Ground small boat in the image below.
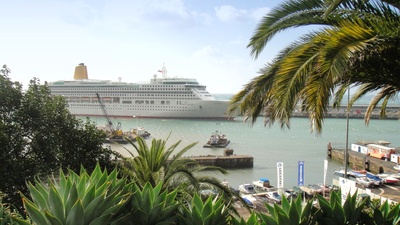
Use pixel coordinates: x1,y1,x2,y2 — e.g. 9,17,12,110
127,126,151,139
308,184,323,195
252,178,274,191
238,183,256,194
203,130,230,148
394,164,400,171
366,172,383,186
351,168,367,174
299,185,323,196
282,189,297,199
292,186,304,196
334,169,354,178
266,191,282,204
334,168,365,178
318,184,334,195
376,173,399,184
356,177,374,188
299,186,314,196
241,197,255,208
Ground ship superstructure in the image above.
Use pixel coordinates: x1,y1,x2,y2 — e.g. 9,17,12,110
48,63,234,120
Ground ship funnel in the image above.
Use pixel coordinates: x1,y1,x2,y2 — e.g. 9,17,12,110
74,63,88,80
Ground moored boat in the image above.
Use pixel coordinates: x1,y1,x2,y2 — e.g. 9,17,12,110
356,177,374,188
334,168,366,178
383,176,399,184
266,191,282,204
238,183,256,194
127,126,151,139
203,130,230,148
308,184,323,195
376,173,399,184
252,178,274,191
366,172,383,186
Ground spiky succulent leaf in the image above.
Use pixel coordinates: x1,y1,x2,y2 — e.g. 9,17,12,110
26,181,48,211
49,186,65,221
258,211,278,225
44,210,64,225
23,164,131,225
129,182,179,225
23,198,50,225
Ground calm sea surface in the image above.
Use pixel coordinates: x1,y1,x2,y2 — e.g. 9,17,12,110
86,115,400,190
84,91,400,190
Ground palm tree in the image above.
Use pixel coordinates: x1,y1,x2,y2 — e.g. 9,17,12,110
229,0,400,133
119,136,242,211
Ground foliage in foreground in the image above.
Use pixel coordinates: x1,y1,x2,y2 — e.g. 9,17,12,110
17,165,132,225
119,136,241,214
0,65,120,210
1,163,398,225
229,0,400,133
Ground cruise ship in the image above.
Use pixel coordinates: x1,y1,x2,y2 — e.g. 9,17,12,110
48,63,235,120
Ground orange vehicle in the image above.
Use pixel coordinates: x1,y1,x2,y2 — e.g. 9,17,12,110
367,144,396,160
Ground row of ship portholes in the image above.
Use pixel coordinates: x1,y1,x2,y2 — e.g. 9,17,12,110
69,104,196,109
66,97,198,103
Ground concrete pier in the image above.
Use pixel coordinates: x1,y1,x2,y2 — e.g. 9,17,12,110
328,146,398,174
185,155,254,168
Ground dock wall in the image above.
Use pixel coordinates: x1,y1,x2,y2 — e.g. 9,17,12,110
186,155,253,168
328,147,398,174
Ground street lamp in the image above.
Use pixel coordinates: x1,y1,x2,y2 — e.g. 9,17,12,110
344,87,350,178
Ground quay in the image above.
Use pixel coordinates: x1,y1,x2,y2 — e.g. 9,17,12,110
327,144,399,174
292,105,399,119
183,149,253,168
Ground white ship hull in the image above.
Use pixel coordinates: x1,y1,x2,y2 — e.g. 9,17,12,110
66,99,233,120
48,64,236,120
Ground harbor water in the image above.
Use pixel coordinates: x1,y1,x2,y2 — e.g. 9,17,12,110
86,115,400,190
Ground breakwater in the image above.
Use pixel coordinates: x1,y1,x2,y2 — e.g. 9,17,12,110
185,154,254,168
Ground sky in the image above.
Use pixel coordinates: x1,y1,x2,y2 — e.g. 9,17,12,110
1,0,311,94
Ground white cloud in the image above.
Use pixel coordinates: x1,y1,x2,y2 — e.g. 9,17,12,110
214,5,270,23
214,5,247,22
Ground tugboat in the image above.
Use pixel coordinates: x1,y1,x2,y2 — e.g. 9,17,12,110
126,126,151,141
203,130,230,148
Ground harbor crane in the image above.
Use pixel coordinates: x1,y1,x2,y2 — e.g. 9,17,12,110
96,93,126,143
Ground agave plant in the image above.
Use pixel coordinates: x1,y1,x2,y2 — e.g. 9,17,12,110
127,182,180,225
232,212,260,225
316,189,368,225
179,193,232,225
258,194,321,225
369,200,400,225
19,164,132,225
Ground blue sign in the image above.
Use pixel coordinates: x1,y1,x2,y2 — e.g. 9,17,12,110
298,161,304,186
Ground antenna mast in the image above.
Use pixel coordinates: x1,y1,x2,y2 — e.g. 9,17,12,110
161,63,167,78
